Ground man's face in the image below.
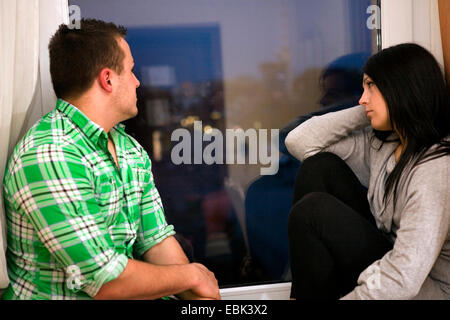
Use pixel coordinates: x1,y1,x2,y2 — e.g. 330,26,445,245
113,37,140,121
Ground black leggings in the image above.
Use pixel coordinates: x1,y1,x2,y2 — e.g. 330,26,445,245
288,152,393,300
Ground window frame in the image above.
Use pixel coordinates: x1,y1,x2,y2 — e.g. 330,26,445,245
35,0,441,299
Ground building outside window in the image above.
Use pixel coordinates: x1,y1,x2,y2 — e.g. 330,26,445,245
69,0,381,288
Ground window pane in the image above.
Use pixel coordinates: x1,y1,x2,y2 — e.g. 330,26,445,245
69,0,379,286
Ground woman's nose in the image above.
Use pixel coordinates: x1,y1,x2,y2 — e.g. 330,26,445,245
359,91,368,106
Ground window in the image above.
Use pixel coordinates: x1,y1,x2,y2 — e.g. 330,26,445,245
69,0,380,287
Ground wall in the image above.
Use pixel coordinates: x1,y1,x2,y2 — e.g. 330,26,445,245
438,0,450,88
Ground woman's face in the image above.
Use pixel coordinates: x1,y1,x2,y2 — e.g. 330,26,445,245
359,74,392,131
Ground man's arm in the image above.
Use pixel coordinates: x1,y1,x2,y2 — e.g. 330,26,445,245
94,259,219,300
94,236,220,300
142,236,189,265
143,236,219,300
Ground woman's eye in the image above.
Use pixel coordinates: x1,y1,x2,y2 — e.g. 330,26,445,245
367,81,374,88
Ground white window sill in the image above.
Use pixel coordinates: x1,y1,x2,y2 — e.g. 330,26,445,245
220,282,292,300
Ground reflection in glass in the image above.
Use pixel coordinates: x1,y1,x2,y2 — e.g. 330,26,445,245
70,0,377,286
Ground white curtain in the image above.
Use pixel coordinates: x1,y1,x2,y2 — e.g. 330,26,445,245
0,0,69,290
381,0,444,68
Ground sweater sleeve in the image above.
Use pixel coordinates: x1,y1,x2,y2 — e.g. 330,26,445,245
285,105,372,186
341,156,450,300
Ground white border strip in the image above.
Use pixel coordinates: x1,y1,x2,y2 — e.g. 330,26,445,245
220,282,292,300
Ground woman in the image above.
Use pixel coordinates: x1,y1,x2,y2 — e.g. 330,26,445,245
285,43,449,300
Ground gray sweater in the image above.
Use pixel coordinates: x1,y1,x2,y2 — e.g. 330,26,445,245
285,105,449,300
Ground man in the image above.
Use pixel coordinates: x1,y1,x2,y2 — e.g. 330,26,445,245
2,19,220,300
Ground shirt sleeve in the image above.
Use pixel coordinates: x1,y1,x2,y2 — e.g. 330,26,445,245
4,144,128,297
285,105,372,186
133,152,175,258
341,156,450,299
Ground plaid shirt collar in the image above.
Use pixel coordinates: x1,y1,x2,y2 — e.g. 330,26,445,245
56,98,126,150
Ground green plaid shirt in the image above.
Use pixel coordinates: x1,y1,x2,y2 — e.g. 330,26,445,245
2,99,175,300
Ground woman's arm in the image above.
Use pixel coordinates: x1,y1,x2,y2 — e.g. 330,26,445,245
285,105,370,160
341,157,450,299
285,105,372,186
279,102,358,155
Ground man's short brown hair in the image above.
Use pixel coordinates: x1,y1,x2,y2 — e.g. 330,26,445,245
48,19,127,99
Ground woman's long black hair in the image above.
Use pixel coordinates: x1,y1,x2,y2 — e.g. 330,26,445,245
364,43,450,207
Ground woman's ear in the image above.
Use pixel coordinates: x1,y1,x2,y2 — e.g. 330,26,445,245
98,68,113,93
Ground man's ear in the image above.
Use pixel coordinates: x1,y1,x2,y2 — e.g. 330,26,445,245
98,68,114,93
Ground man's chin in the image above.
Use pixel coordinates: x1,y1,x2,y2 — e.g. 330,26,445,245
119,107,138,123
129,104,139,117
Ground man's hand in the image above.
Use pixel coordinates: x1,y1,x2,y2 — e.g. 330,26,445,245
95,236,220,300
143,237,220,300
177,263,220,300
144,237,220,300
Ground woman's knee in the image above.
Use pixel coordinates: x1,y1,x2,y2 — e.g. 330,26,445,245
288,192,333,234
295,152,345,183
301,152,344,174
